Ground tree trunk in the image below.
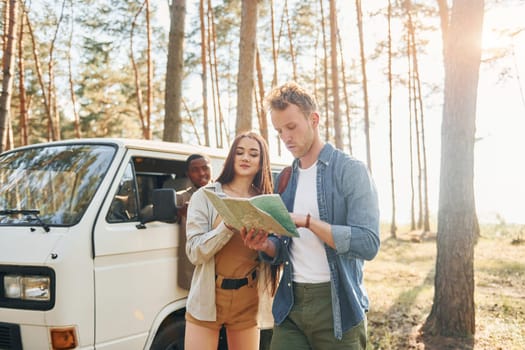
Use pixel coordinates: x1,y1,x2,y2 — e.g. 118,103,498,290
270,0,278,88
18,5,29,145
164,0,186,142
423,0,484,337
407,28,416,231
131,4,147,139
319,0,330,141
387,0,396,238
47,0,67,141
255,47,268,142
411,33,431,232
26,8,52,141
145,0,152,139
329,0,342,149
199,0,210,146
284,0,297,81
337,31,352,155
0,0,18,153
355,0,372,172
182,98,202,145
406,2,426,230
207,0,226,147
67,4,80,139
207,0,219,147
235,0,258,135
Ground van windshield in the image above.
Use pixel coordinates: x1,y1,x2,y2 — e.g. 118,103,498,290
0,144,116,227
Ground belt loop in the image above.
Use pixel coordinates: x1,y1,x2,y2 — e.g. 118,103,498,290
215,274,225,289
247,269,257,284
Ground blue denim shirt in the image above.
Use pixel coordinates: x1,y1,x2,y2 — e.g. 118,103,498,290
261,143,380,339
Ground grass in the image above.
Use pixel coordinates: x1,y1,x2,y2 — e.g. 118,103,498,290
365,223,525,349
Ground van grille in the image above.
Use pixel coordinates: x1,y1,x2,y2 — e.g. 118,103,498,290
0,322,22,350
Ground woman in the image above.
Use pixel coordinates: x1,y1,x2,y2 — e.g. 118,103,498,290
184,131,275,350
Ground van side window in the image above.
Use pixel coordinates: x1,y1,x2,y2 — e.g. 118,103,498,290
106,156,187,223
107,163,139,222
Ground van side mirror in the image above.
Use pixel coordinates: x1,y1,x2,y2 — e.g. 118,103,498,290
138,188,178,227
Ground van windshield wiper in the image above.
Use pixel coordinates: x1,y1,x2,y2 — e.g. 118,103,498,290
0,209,51,232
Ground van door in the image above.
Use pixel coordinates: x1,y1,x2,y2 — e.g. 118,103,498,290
92,151,188,349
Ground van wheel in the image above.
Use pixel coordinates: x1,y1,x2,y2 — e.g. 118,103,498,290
150,317,185,350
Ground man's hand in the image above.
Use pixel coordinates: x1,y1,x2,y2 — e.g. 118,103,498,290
289,213,309,228
178,202,188,218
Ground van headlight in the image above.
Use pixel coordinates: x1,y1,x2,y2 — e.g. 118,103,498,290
0,266,55,310
4,275,51,300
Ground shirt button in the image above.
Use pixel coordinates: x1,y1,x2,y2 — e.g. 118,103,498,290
283,240,287,244
287,283,291,287
285,261,289,265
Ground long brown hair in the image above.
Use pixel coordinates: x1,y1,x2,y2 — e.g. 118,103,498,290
216,131,280,295
215,131,273,195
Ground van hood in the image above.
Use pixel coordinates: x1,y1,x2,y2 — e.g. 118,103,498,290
0,227,64,265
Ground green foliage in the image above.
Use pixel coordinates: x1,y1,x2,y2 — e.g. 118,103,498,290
6,0,167,146
5,0,521,154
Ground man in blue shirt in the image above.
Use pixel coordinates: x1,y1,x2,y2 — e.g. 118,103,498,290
243,82,380,349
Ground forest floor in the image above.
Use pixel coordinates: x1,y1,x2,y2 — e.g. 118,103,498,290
365,223,525,349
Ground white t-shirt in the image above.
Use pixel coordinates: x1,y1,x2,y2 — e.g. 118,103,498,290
291,162,330,283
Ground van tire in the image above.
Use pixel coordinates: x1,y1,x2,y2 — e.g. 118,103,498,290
150,317,185,350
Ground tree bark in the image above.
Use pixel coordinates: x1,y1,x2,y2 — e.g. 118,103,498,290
423,0,484,337
284,0,297,81
407,26,416,231
270,0,278,88
47,0,67,141
387,0,396,238
131,3,147,139
406,2,429,231
208,0,226,147
255,47,268,142
145,0,152,139
337,31,352,155
0,0,18,153
67,3,80,139
329,0,342,149
411,32,431,232
164,0,186,142
199,0,209,146
319,0,330,141
355,0,372,172
235,0,258,135
18,4,29,145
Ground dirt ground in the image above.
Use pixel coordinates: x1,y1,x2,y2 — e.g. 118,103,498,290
364,227,525,350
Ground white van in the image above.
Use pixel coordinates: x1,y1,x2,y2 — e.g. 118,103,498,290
0,138,285,350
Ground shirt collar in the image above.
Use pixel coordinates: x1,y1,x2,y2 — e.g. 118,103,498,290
292,143,334,169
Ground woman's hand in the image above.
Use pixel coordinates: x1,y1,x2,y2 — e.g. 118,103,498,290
224,223,240,234
240,227,270,251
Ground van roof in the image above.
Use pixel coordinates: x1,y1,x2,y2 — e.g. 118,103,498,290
3,138,290,166
3,138,225,157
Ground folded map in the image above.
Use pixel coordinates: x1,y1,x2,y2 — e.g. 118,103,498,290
204,189,299,237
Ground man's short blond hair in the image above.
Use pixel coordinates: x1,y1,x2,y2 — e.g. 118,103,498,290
264,81,318,118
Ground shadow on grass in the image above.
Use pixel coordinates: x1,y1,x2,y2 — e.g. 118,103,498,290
368,238,475,350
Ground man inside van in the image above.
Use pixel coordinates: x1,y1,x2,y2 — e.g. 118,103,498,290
176,154,212,290
176,154,212,218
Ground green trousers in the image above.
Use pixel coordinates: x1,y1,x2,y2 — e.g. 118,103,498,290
270,282,367,350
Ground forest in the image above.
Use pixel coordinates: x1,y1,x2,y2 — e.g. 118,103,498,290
1,0,524,348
